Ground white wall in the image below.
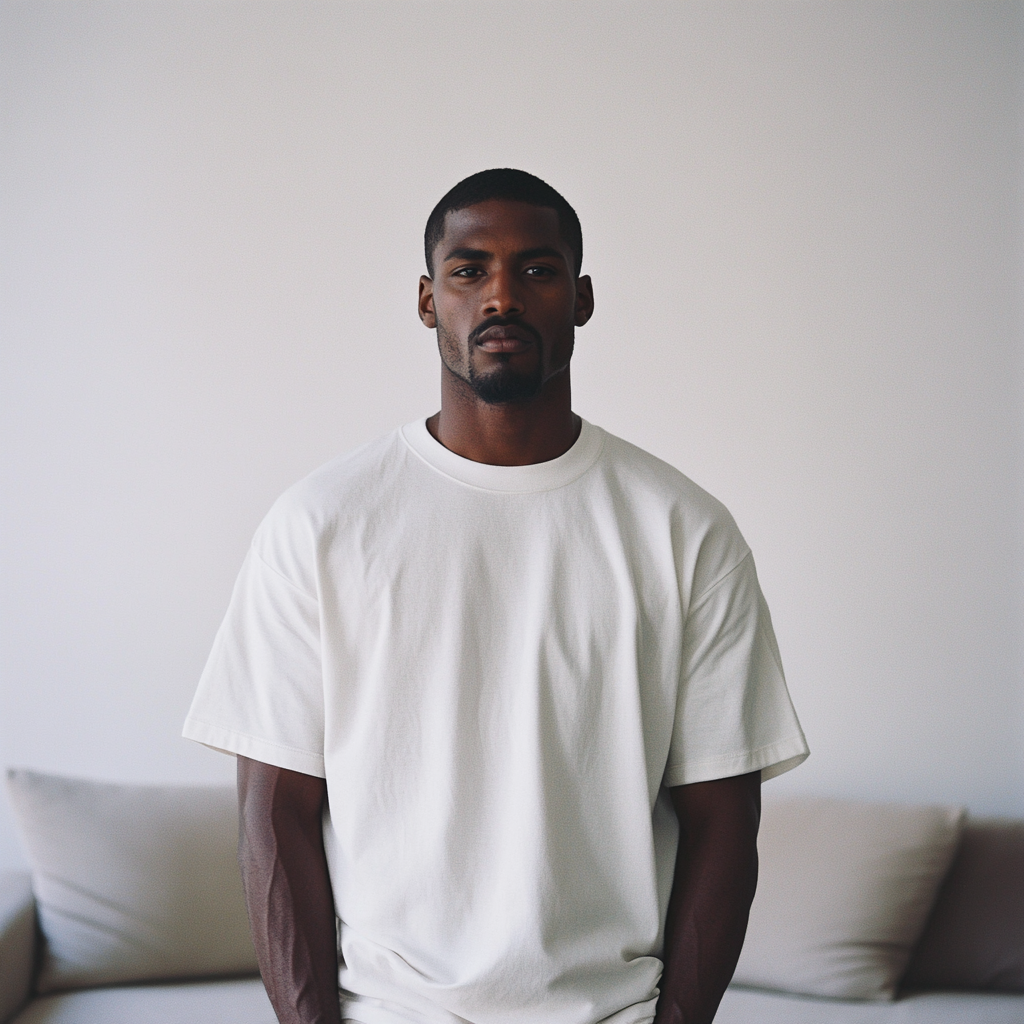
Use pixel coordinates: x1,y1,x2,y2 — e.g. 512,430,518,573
1,1,1021,870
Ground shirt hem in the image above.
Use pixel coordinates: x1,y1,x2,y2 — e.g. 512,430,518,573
663,734,809,787
182,718,326,778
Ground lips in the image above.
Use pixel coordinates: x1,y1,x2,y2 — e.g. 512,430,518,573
472,321,540,353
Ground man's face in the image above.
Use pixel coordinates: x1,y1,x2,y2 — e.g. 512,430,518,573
419,199,593,405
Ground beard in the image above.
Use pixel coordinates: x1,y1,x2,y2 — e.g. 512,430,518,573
467,353,544,404
437,318,545,405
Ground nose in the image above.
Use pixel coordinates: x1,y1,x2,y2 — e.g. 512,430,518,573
482,268,524,319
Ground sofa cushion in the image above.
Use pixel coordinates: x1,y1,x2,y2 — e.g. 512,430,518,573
4,769,259,993
718,985,1024,1024
732,796,964,1001
901,818,1024,992
0,871,35,1023
9,977,276,1024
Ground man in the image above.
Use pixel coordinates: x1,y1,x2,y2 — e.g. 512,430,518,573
184,168,808,1024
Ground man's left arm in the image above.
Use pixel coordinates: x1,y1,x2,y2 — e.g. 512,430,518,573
654,771,761,1024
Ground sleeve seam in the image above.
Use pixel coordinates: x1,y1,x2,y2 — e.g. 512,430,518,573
689,548,753,612
251,543,318,603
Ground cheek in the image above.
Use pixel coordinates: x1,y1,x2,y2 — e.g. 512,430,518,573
434,316,467,367
434,300,464,336
435,299,476,343
545,308,577,347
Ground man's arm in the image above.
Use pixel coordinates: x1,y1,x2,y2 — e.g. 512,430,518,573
654,771,761,1024
237,755,342,1024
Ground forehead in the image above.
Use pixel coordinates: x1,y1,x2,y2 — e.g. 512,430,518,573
438,199,570,261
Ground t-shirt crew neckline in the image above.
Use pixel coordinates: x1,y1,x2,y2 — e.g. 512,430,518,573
401,416,605,493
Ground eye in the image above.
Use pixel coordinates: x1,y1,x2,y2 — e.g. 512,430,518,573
525,265,556,277
451,266,483,278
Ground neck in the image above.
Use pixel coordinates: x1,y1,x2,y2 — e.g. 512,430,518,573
426,365,580,466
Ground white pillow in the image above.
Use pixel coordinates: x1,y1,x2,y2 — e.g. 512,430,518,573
5,769,259,992
732,796,964,1001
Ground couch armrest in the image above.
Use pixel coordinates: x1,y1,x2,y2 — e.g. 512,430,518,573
0,872,35,1024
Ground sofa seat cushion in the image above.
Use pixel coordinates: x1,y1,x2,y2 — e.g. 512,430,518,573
9,977,274,1024
718,985,1024,1024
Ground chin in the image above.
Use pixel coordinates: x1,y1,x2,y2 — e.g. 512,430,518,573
469,367,544,405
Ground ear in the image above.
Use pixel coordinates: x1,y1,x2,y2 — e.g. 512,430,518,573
418,276,436,328
574,275,594,327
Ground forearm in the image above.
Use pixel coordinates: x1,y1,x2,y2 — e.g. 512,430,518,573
655,774,760,1024
238,757,342,1024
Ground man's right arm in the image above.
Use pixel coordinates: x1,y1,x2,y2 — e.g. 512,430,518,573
237,755,342,1024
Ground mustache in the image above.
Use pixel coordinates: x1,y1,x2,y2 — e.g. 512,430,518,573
468,316,543,346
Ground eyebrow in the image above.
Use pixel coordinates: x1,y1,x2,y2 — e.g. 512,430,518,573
442,245,566,264
516,246,565,262
443,247,492,263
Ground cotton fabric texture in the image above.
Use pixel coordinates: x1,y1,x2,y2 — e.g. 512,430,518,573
184,419,808,1024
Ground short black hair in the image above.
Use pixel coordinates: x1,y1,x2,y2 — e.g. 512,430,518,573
424,168,582,278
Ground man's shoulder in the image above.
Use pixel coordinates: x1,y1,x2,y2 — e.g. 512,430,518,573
596,427,734,524
594,426,751,591
256,425,409,537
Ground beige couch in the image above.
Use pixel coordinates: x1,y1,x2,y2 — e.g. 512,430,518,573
1,770,1021,1024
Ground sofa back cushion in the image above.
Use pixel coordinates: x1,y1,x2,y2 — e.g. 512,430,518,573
5,769,259,993
901,818,1024,993
732,796,964,1001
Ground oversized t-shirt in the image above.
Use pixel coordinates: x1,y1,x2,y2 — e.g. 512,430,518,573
184,418,808,1024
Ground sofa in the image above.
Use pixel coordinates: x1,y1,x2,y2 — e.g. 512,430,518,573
1,769,1021,1024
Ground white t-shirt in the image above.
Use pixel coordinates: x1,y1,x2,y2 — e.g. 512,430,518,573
184,419,808,1024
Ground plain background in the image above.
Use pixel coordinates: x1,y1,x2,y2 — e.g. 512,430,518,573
1,0,1022,870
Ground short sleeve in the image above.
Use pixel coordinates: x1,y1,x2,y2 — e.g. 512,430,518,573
664,552,808,787
183,542,326,778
